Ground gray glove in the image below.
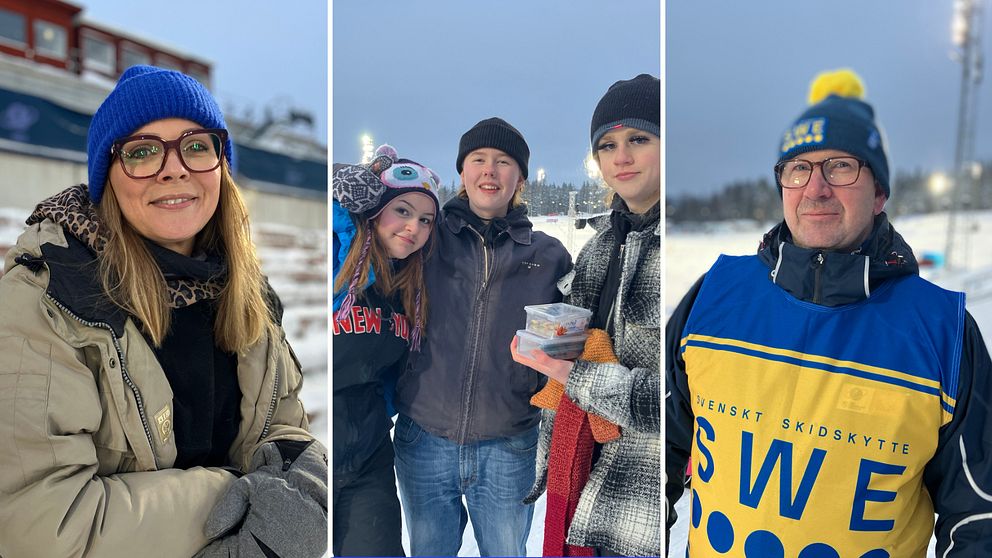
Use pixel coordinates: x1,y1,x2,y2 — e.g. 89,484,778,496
194,467,326,558
332,155,393,213
250,439,327,507
195,440,327,557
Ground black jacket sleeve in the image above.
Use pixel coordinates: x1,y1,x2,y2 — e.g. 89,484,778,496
925,310,992,555
664,274,705,552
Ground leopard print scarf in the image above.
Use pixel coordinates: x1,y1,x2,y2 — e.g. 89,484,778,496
27,184,225,308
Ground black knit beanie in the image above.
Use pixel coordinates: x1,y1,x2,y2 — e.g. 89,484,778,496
590,73,661,149
456,117,530,179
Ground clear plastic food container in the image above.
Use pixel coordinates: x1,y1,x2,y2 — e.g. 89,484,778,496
516,329,589,360
523,303,593,339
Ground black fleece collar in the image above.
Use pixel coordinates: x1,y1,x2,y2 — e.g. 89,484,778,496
756,212,918,307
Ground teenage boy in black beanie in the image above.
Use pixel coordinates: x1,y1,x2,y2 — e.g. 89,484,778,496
393,117,572,556
666,69,992,556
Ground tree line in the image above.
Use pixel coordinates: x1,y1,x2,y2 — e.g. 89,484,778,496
435,179,613,216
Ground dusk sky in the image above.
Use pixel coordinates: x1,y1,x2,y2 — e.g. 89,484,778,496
73,1,992,206
332,0,662,188
81,0,328,144
668,0,992,198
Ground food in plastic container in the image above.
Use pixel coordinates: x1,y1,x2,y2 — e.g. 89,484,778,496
516,329,589,360
524,302,593,339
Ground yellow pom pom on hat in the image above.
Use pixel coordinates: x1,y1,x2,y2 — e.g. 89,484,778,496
778,68,890,196
808,68,866,105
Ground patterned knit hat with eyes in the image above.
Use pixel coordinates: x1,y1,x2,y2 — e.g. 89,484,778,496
777,68,890,196
333,144,440,351
87,65,234,204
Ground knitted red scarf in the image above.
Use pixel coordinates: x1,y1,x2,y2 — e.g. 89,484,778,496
543,393,596,557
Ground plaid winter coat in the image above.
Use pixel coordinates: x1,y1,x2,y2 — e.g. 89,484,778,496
525,211,662,556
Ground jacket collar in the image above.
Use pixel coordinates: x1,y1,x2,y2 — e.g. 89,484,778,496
442,196,534,245
756,212,919,306
588,203,662,237
37,231,129,336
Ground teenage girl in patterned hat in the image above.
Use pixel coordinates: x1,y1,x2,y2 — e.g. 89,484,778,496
331,144,440,556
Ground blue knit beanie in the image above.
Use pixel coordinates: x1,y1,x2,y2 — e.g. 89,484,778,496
87,65,234,203
777,69,889,197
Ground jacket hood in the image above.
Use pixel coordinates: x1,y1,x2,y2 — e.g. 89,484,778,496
756,212,918,306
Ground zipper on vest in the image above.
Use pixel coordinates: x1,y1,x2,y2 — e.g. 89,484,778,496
813,252,825,304
258,339,281,443
44,293,156,463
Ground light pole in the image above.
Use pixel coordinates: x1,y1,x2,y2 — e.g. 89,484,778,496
945,0,984,270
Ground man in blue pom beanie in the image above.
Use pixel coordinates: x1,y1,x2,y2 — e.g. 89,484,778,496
665,69,992,556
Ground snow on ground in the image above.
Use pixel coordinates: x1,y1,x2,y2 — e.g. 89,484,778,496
254,223,328,446
666,210,992,557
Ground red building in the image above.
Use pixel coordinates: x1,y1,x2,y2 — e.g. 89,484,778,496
0,0,211,85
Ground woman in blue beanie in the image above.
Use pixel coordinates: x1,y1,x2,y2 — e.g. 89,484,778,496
331,144,439,556
0,66,325,558
512,73,662,556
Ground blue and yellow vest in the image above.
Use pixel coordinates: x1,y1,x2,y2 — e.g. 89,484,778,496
681,255,964,557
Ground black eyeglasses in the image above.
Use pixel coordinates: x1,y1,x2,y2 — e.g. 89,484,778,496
774,156,869,189
111,128,227,179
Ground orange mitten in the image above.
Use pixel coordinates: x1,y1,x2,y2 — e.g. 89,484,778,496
529,328,621,443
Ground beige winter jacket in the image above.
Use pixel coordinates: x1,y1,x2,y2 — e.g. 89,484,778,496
0,220,313,558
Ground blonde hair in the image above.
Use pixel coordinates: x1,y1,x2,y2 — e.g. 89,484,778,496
333,214,431,329
97,163,275,352
591,151,617,206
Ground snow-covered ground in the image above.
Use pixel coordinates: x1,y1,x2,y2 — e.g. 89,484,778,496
665,210,992,557
253,223,328,446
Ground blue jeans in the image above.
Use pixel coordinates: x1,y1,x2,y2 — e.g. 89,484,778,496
393,414,538,557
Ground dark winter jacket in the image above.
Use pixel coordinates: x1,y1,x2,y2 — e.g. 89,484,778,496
395,197,572,443
331,200,412,478
332,278,411,478
525,208,662,556
666,213,992,556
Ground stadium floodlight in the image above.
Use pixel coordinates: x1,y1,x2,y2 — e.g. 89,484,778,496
952,0,970,48
584,152,601,180
929,171,950,195
361,134,374,164
536,168,546,183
